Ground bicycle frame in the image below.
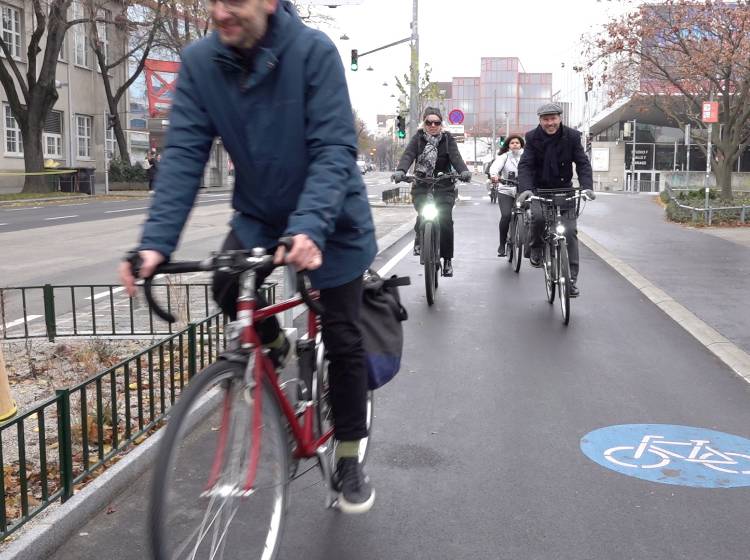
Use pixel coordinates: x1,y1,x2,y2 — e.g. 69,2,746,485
207,266,333,495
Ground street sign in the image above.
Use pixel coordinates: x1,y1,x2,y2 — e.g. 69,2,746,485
591,147,610,172
445,124,464,142
448,109,465,125
702,101,719,123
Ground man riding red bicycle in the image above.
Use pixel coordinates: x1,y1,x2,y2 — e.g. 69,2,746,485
119,0,377,513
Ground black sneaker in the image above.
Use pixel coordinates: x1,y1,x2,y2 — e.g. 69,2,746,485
413,244,421,256
443,259,453,277
267,335,291,370
497,245,506,257
569,281,580,298
332,458,375,514
529,248,543,268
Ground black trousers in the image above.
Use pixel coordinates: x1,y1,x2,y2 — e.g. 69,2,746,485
212,231,368,441
497,192,514,248
527,200,580,280
413,193,455,259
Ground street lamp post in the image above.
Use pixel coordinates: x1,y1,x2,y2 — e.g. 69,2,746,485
408,0,419,138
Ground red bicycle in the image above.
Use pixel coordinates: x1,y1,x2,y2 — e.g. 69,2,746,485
134,241,373,560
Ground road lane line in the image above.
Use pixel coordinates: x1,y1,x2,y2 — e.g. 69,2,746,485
0,223,7,226
45,215,78,221
104,206,149,214
377,242,412,277
4,206,41,211
0,315,42,331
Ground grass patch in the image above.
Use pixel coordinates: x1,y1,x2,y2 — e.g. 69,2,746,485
0,192,84,202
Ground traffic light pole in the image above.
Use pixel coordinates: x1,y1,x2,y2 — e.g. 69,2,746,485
408,0,419,138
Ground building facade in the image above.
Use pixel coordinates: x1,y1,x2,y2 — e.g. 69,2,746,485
0,0,128,193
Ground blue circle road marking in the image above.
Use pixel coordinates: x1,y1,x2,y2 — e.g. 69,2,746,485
580,424,750,488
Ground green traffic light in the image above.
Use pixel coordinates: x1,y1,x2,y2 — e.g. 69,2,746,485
351,62,358,71
397,130,406,139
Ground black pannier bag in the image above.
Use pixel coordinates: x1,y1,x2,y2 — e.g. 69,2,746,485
359,269,410,390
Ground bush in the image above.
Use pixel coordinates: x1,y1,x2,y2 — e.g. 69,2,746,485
659,191,670,204
109,158,148,183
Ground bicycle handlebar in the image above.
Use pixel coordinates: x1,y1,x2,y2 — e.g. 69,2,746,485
401,172,460,184
126,236,324,323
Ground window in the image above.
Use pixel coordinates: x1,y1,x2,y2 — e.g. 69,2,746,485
4,103,22,155
105,114,115,159
1,5,21,59
72,2,89,68
44,111,63,158
76,114,92,158
96,9,109,67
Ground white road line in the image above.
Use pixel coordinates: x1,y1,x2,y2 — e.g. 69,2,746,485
377,242,412,277
0,223,7,226
0,315,42,331
4,206,41,211
57,203,89,207
104,207,149,214
45,215,78,221
85,286,126,301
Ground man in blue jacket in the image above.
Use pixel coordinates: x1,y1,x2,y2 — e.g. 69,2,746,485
119,0,377,513
517,103,593,297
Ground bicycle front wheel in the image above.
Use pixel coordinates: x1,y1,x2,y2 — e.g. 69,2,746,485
150,359,289,560
513,213,523,273
543,242,556,304
423,221,437,306
558,243,571,325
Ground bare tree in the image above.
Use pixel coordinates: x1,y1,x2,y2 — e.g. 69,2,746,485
0,0,85,192
87,0,166,163
581,0,750,200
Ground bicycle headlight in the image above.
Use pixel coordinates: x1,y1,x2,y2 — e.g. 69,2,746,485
556,224,566,235
421,203,439,220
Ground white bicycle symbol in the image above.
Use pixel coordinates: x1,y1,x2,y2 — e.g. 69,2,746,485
604,435,750,475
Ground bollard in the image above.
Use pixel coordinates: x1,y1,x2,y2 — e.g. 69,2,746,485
0,346,17,421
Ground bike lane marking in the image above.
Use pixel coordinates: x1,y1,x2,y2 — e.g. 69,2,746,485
580,424,750,488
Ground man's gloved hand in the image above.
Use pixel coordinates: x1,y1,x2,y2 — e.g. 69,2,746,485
582,188,596,201
459,170,472,183
391,170,405,183
517,190,533,204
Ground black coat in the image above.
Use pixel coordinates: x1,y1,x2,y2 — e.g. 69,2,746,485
396,131,469,195
517,125,593,192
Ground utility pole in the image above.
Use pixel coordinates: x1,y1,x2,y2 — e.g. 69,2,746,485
408,0,419,138
505,111,510,138
704,91,714,210
630,119,637,191
491,89,496,153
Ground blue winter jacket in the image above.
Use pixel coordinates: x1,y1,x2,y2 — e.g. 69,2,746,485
139,1,376,289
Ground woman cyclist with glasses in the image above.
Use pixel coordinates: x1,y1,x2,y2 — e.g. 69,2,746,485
391,107,471,277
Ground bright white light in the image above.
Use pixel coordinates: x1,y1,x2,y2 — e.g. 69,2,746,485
556,224,566,235
421,204,438,220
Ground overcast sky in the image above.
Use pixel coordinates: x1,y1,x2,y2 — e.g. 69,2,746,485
304,0,635,130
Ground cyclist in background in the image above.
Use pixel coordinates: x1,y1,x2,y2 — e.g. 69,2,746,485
489,134,525,257
517,103,593,297
391,107,472,277
118,0,377,513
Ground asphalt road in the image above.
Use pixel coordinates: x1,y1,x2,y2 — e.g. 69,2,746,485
50,182,750,560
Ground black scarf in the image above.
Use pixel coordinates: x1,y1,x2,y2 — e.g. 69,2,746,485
539,124,564,186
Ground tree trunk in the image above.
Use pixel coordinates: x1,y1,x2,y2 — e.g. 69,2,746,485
20,121,49,193
113,116,130,164
714,159,733,202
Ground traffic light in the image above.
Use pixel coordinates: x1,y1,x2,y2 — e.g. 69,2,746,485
350,49,358,71
396,115,406,139
498,136,505,147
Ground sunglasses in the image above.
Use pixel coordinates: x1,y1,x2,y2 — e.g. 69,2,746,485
424,119,442,126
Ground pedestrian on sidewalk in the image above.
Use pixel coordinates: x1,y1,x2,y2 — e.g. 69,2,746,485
490,134,524,257
119,0,377,513
391,107,472,277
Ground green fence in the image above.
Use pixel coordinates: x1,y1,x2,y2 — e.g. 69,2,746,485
0,283,275,341
0,312,226,539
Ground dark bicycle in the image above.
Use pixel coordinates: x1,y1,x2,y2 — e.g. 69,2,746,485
402,172,459,306
527,188,595,325
501,177,524,273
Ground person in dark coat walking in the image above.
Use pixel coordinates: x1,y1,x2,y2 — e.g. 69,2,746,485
145,149,158,191
119,0,378,513
391,107,472,277
517,102,594,296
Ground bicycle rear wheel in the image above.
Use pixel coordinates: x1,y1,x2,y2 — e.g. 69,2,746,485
313,339,374,468
543,242,556,304
150,359,289,560
423,221,437,306
558,244,571,325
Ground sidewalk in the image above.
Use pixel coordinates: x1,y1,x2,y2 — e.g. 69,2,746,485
579,193,750,379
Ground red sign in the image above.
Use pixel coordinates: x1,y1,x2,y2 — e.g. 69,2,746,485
448,109,465,125
702,101,719,123
144,59,181,118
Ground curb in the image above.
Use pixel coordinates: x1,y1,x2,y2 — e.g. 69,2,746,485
0,195,90,207
578,230,750,382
